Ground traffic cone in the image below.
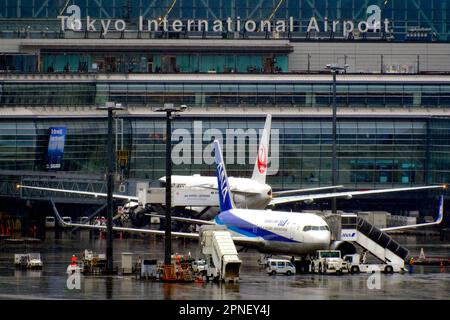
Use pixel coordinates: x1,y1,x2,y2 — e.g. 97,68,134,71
419,248,426,260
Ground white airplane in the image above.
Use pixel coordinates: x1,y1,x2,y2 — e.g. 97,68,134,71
49,140,445,257
158,114,342,212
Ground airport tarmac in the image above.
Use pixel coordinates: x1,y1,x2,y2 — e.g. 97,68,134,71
0,231,449,300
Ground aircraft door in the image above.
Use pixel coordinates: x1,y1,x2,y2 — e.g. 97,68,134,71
289,223,303,242
289,222,296,240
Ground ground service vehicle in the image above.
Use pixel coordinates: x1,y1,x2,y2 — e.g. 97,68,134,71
200,226,242,283
343,254,404,274
45,216,55,228
310,250,347,275
192,259,207,273
266,259,296,275
15,253,43,269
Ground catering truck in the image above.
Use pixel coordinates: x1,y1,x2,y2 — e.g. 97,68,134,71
199,226,242,283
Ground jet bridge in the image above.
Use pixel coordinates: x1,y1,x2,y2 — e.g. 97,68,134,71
339,214,408,268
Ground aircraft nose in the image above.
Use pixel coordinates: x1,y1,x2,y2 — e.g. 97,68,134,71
313,231,331,244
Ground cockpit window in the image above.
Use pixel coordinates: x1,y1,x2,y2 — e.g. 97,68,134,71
320,226,330,231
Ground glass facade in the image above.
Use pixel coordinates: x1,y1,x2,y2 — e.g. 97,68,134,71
0,0,449,41
0,54,38,72
39,53,288,73
2,80,450,109
1,117,449,189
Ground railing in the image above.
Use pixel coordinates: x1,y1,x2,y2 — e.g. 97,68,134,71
357,217,409,260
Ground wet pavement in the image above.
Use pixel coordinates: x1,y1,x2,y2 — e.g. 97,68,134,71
0,231,449,300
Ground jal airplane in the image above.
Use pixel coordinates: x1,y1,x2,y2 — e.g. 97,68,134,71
158,114,342,211
50,140,445,257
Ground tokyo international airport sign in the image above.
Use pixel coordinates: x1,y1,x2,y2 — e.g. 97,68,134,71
59,4,389,38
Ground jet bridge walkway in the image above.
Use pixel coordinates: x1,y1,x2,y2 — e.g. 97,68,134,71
341,215,408,267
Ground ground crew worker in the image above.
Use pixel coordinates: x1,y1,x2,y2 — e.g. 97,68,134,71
409,257,414,274
71,255,77,266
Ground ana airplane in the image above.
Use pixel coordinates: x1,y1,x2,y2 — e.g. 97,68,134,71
50,140,445,257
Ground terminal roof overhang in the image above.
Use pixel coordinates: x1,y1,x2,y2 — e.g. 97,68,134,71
18,39,293,54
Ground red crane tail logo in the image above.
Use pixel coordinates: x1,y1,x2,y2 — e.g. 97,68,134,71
257,146,267,174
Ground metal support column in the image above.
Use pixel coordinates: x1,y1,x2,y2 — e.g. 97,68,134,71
164,110,172,266
325,63,348,214
155,103,187,269
98,102,124,274
106,107,114,272
331,70,337,214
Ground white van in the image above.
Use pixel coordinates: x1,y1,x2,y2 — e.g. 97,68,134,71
192,259,207,273
78,216,90,224
266,259,296,276
45,216,55,228
59,216,72,227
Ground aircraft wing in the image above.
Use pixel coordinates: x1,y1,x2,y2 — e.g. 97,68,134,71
18,185,139,202
269,185,446,206
272,185,344,197
381,196,444,232
51,200,263,246
50,199,198,239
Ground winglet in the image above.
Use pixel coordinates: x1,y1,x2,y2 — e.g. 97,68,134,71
251,114,272,184
436,195,444,224
214,140,236,212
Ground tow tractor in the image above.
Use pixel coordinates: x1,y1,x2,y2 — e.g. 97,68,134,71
343,253,405,274
310,250,347,275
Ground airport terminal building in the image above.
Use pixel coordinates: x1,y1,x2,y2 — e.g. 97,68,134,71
1,0,450,218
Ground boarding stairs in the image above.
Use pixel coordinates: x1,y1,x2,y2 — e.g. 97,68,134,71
341,215,409,267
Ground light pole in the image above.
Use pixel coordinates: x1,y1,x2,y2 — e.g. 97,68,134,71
325,64,349,214
155,103,187,269
97,101,124,273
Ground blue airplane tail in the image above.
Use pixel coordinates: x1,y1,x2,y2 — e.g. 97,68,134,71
213,140,236,212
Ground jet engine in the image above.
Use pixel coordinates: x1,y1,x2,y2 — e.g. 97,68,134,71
127,205,150,228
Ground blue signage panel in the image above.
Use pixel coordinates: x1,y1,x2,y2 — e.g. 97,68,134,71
47,127,67,170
